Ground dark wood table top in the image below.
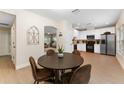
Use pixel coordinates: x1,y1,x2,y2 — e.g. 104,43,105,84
38,53,83,70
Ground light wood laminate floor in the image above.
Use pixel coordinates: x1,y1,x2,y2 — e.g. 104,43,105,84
0,56,33,84
0,52,124,84
80,52,124,84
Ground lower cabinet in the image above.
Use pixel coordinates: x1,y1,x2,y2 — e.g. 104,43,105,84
77,44,86,51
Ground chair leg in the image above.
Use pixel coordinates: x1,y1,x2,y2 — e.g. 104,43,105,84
34,80,37,84
37,81,39,84
61,70,65,75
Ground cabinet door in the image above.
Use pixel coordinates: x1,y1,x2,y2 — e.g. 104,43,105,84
107,34,116,55
77,44,86,51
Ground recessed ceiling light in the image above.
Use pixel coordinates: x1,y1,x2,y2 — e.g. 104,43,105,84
94,24,96,26
51,9,72,13
88,18,92,21
105,22,109,25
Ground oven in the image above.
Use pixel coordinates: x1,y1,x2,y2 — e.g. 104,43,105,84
86,35,95,52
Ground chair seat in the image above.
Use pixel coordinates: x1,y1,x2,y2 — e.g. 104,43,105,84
36,69,52,81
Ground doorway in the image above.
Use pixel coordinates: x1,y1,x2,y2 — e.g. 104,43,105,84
0,11,16,69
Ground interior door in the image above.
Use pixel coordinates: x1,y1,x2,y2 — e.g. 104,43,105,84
11,19,16,64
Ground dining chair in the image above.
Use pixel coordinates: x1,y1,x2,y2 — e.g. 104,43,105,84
47,49,55,56
29,56,52,84
61,64,91,84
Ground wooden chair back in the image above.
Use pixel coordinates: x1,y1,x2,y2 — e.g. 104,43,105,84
70,64,91,84
47,49,55,56
29,56,38,80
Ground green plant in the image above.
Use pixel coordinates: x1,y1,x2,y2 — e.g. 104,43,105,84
58,45,64,53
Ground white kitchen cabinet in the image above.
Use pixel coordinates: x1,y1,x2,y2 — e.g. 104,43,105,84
94,44,100,53
77,44,86,51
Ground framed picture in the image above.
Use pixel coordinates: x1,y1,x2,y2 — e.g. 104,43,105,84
27,26,39,45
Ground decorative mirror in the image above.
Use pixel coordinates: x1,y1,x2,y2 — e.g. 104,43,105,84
44,26,57,51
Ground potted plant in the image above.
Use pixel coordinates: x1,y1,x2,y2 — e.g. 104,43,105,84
57,45,64,58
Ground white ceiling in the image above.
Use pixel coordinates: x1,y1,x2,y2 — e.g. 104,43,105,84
0,11,15,28
0,10,120,30
28,9,121,30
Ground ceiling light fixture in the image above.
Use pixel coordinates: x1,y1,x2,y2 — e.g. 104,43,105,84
72,9,80,13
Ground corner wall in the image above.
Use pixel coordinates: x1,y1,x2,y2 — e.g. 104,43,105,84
116,11,124,69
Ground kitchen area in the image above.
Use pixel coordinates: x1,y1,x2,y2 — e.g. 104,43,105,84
73,26,116,56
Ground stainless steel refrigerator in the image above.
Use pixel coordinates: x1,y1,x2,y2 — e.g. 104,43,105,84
100,34,116,56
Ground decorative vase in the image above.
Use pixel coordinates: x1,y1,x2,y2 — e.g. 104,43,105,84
58,53,64,58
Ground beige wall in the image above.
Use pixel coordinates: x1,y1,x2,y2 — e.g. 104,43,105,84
116,11,124,69
58,20,73,53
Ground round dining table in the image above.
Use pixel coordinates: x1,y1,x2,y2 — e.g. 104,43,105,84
38,52,84,83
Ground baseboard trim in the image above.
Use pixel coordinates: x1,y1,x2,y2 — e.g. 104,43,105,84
16,63,30,70
0,54,11,56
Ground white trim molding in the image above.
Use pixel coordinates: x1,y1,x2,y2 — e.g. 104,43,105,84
16,63,29,70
